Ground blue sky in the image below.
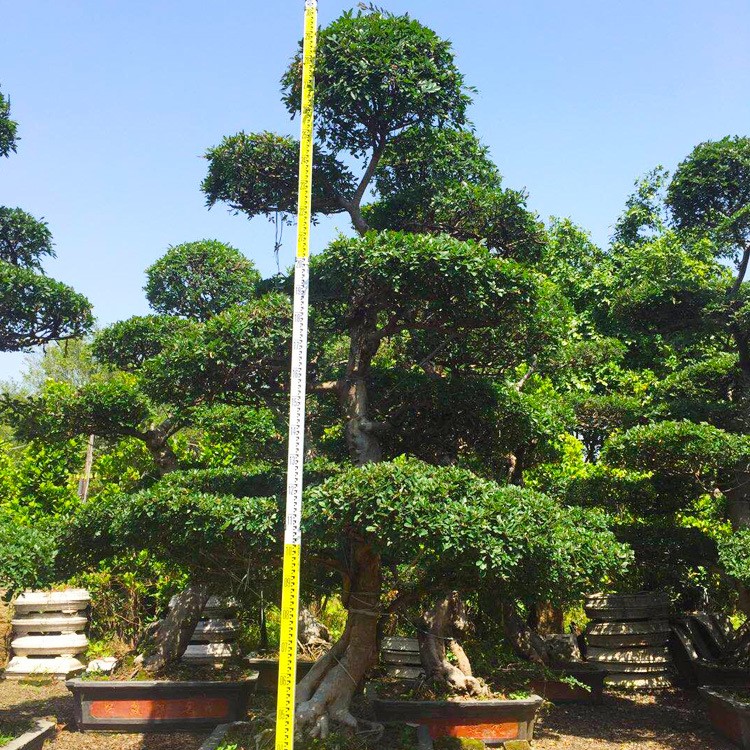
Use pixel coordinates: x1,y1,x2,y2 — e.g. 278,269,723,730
1,0,749,380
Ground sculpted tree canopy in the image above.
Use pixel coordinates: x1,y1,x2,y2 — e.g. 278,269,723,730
202,132,354,221
365,127,546,261
667,136,750,260
144,240,261,321
63,458,630,725
0,263,93,351
0,96,93,351
204,9,476,236
0,207,54,268
3,240,273,476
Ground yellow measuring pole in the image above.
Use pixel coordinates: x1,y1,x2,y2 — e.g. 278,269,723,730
275,1,317,747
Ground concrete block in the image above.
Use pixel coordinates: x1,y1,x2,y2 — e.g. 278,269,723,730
4,655,85,679
11,633,88,657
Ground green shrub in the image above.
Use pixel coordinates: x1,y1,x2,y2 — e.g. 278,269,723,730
0,511,58,594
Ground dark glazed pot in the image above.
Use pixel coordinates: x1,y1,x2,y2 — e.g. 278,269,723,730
700,687,750,748
244,658,316,693
530,666,606,703
66,677,257,732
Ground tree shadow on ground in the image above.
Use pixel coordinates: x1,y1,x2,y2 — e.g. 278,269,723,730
534,688,734,750
0,680,73,724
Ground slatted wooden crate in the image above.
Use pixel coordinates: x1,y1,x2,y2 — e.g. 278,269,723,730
584,593,673,688
171,595,240,666
380,636,423,680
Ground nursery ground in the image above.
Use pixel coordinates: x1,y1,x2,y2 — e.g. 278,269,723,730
0,680,735,749
534,688,733,750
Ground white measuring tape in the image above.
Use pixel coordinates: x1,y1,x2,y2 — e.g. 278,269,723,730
275,1,317,747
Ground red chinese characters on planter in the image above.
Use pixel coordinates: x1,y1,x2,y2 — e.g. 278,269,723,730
427,720,520,741
89,697,230,720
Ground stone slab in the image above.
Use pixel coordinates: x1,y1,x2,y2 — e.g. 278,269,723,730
86,656,118,674
587,646,670,663
3,719,55,750
182,642,237,664
4,655,85,679
11,615,87,635
605,672,673,688
13,589,90,615
381,636,420,652
11,633,88,656
192,619,239,642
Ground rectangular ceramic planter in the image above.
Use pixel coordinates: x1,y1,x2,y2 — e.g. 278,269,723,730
372,694,543,747
244,658,315,693
700,687,750,748
530,666,606,704
66,677,257,732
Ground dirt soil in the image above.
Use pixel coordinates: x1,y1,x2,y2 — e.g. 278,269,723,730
0,679,734,749
0,679,209,750
534,688,734,750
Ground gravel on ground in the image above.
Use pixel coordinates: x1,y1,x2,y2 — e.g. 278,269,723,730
0,679,209,750
534,688,734,750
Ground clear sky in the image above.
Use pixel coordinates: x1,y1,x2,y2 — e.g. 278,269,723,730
1,0,749,379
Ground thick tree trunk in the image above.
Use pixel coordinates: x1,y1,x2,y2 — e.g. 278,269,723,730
294,544,382,738
501,601,550,664
529,602,564,635
143,429,179,476
290,315,387,736
142,582,210,672
418,592,488,696
342,318,384,466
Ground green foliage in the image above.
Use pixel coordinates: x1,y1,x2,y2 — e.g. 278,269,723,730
373,127,499,198
144,240,261,321
4,376,154,444
0,509,58,594
281,9,470,156
312,231,541,334
616,523,720,607
656,354,742,427
0,207,54,268
202,132,354,221
20,339,102,391
612,166,669,247
719,529,750,588
365,128,546,261
70,551,188,644
141,293,293,406
600,421,750,526
544,219,609,321
373,374,571,475
304,458,631,606
0,261,94,352
433,739,486,750
62,475,281,583
608,232,728,335
668,136,750,252
93,316,195,371
0,436,83,521
185,404,285,468
0,85,18,159
603,420,749,485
